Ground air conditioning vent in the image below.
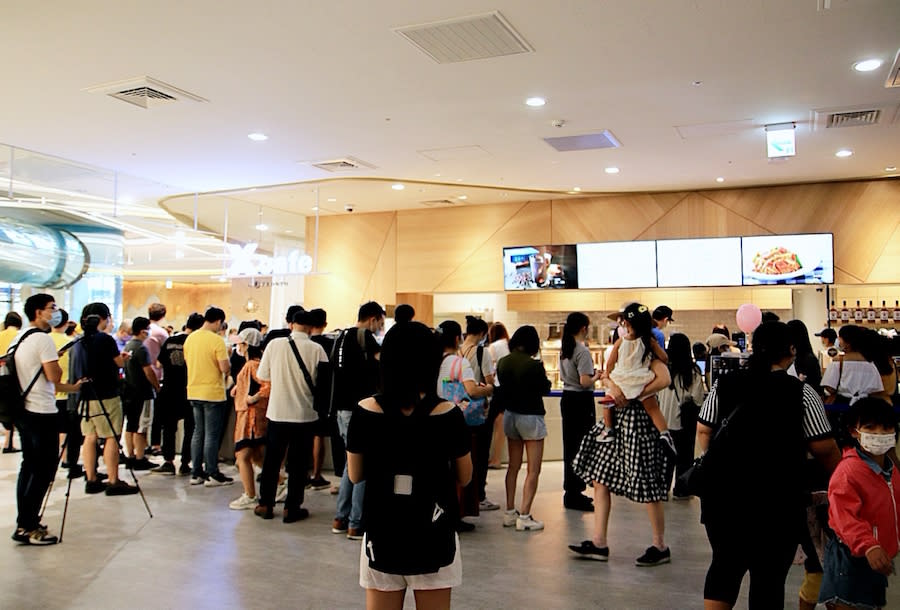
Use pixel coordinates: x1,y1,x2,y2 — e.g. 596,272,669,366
827,109,881,128
84,76,207,109
420,199,456,207
811,103,899,130
543,130,622,152
310,157,376,172
395,11,533,64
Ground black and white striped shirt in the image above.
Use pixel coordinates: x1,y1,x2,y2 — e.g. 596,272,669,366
699,378,832,440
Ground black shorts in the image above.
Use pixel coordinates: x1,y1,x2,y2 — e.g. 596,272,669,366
311,415,331,437
123,396,145,433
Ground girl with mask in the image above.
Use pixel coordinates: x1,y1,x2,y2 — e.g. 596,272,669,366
819,397,900,610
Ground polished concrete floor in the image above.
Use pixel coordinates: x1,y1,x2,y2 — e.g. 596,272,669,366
1,447,896,610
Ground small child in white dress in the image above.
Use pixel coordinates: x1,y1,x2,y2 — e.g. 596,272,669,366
599,303,676,455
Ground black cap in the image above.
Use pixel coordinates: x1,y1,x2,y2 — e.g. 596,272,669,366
652,305,674,322
815,328,837,341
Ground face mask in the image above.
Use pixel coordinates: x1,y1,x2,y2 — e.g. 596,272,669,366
49,310,63,328
618,324,628,338
857,431,897,456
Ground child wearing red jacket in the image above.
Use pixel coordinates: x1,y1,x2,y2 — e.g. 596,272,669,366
820,397,900,610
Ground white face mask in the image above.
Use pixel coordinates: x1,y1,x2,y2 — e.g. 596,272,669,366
857,431,897,456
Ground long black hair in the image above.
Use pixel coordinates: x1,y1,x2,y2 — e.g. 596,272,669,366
786,320,814,359
667,333,699,391
437,320,462,351
509,325,541,356
561,312,589,360
378,321,442,415
622,302,653,364
747,322,793,378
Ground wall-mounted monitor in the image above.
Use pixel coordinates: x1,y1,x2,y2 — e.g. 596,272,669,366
503,245,579,290
741,233,834,285
576,241,657,289
656,237,742,287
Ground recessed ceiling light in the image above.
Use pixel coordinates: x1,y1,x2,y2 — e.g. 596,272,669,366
525,97,546,107
835,149,853,158
456,178,463,182
853,59,883,72
285,229,294,233
247,133,268,141
434,173,442,177
691,80,703,87
391,183,405,191
716,177,725,183
573,187,581,192
311,206,319,211
255,224,269,231
885,166,897,172
457,195,468,200
218,276,227,283
604,167,620,174
327,198,337,202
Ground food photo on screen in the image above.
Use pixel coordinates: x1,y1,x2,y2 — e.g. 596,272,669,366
740,233,833,285
503,245,578,290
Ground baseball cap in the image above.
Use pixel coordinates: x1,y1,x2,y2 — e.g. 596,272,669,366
652,305,674,322
237,328,263,347
706,334,737,350
814,328,837,341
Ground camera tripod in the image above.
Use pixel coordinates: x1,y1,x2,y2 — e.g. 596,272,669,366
41,381,153,543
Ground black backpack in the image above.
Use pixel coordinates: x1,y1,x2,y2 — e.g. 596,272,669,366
327,327,370,416
0,328,46,424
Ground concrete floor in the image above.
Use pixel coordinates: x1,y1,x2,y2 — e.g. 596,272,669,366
1,449,896,610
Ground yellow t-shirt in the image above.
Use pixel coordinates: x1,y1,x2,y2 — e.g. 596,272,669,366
0,327,20,355
51,331,70,400
184,329,228,402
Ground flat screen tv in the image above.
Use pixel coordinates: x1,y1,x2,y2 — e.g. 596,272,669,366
656,237,743,287
503,245,578,290
576,241,657,289
741,233,834,285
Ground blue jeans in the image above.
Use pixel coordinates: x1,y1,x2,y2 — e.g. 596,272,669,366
190,400,228,478
335,410,365,529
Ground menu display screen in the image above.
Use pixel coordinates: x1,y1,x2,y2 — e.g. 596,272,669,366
656,237,742,287
741,233,834,285
576,241,658,289
503,245,579,290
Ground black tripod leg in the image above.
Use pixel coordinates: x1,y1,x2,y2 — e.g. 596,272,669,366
39,432,68,521
59,475,74,543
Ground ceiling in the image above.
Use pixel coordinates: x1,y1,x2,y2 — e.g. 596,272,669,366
1,1,899,280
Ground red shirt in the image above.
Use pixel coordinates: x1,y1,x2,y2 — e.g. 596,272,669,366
828,446,900,558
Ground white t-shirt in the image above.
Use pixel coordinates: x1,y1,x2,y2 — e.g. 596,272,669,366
11,327,58,415
488,340,509,386
256,331,328,423
821,359,884,404
437,354,474,399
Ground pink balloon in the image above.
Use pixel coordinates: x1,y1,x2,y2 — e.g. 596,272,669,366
736,304,762,334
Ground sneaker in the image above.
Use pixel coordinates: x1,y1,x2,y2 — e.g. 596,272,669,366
283,507,310,523
330,485,339,495
190,476,207,486
178,464,192,476
347,527,364,541
204,472,235,487
2,446,21,454
597,427,616,443
254,505,274,520
516,514,544,531
106,480,139,496
479,499,501,511
503,509,519,527
130,457,155,471
11,528,29,543
569,540,610,561
455,520,476,533
635,546,671,567
671,493,692,502
85,479,108,494
331,518,349,534
659,432,677,457
150,462,176,475
229,493,258,510
275,482,288,503
307,475,330,491
23,527,58,545
564,495,595,512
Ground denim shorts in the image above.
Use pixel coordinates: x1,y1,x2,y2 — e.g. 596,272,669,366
503,412,547,441
819,537,887,609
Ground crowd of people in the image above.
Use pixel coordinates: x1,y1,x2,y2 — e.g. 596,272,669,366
2,294,899,609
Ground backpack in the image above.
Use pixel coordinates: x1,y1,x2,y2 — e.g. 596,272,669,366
441,354,487,427
0,328,46,424
327,327,370,416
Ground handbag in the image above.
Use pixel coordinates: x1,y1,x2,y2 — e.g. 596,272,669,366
676,400,745,498
441,355,487,426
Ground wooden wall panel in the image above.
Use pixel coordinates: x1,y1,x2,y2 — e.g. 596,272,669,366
867,222,900,284
551,193,684,243
637,193,767,239
395,293,434,326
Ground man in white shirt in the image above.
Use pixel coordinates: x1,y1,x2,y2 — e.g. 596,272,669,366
254,309,328,523
9,294,72,545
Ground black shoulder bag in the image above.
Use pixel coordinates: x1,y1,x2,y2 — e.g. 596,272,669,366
676,399,746,499
287,337,328,420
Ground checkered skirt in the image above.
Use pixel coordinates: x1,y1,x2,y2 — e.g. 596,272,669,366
572,400,669,503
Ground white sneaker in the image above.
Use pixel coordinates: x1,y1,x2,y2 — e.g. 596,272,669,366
229,493,258,510
190,476,206,486
503,509,519,527
275,482,288,503
516,514,544,531
479,499,500,511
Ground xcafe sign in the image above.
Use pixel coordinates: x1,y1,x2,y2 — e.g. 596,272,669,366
225,243,313,278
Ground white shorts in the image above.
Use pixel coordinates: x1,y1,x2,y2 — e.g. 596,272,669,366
359,533,462,592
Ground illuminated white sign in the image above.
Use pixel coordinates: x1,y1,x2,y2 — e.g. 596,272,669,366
225,243,313,277
766,124,796,158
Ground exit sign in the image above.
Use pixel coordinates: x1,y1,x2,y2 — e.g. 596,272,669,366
766,127,796,158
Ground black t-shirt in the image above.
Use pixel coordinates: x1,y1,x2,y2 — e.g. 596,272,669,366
84,332,121,400
496,351,552,415
793,352,823,395
310,333,335,356
260,328,290,352
334,328,382,410
123,338,154,401
158,334,188,401
347,398,470,575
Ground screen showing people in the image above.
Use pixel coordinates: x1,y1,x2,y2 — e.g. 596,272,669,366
502,245,579,290
741,233,834,285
